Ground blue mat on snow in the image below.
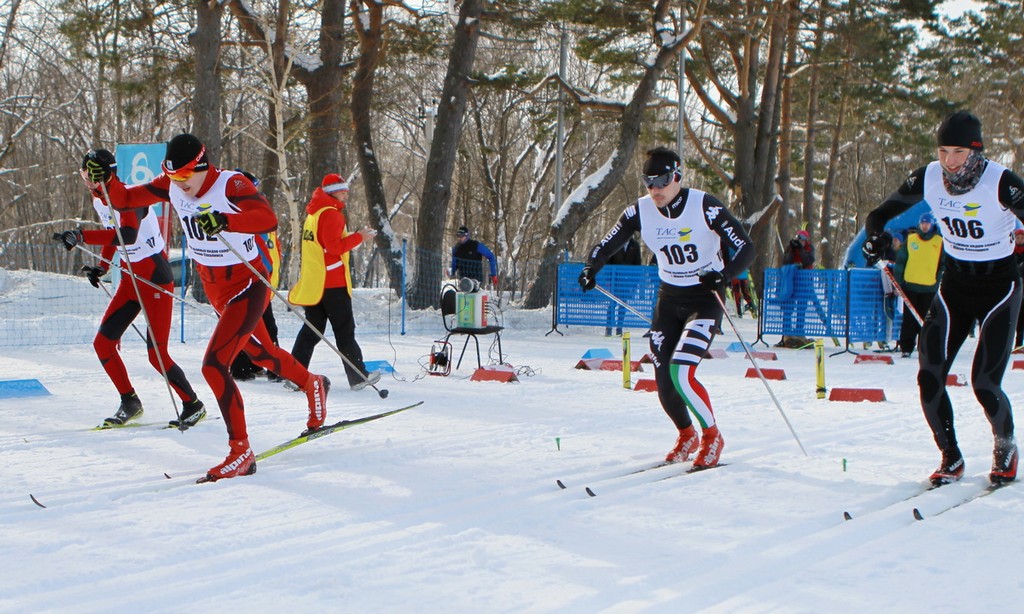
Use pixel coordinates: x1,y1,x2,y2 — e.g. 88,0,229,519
0,379,52,399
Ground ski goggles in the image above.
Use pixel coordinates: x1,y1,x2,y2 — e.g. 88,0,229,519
163,147,207,182
641,169,677,189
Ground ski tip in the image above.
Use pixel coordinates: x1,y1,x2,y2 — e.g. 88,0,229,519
29,494,46,509
164,473,172,479
196,475,215,484
556,479,566,490
912,508,924,521
843,511,852,521
585,487,597,497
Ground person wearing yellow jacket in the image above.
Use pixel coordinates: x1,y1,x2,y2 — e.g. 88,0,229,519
894,212,944,358
289,174,379,390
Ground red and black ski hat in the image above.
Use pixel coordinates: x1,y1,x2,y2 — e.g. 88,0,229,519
163,134,210,179
937,111,983,151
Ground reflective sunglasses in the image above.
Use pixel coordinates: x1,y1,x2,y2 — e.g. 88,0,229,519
641,169,677,189
162,147,206,182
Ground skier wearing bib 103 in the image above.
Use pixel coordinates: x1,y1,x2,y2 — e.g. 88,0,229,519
862,111,1024,486
579,146,755,469
81,133,331,482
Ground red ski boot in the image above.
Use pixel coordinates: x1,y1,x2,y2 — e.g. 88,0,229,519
305,374,331,432
201,439,256,482
665,425,699,463
990,438,1018,484
929,447,965,486
693,425,724,469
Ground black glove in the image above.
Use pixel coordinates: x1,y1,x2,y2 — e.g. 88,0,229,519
789,238,801,249
699,270,726,291
53,230,82,251
82,151,112,183
195,211,229,236
81,265,105,288
578,266,597,292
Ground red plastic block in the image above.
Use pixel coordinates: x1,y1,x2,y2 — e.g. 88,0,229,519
598,360,643,372
947,374,967,387
1014,360,1024,370
633,379,658,392
703,348,728,359
854,354,894,365
574,359,606,370
745,368,786,380
640,353,655,364
828,388,886,402
750,351,778,361
471,366,519,383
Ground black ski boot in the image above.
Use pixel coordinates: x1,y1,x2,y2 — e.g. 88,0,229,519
103,392,144,427
991,437,1019,484
169,399,207,430
929,447,965,487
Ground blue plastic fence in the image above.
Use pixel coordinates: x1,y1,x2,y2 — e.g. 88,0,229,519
557,263,658,329
556,263,903,345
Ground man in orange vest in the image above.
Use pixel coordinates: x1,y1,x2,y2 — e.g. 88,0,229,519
288,174,380,390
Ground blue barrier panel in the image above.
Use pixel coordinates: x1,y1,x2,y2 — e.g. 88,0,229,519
0,379,51,399
848,268,902,343
761,268,846,339
557,263,658,328
363,360,395,374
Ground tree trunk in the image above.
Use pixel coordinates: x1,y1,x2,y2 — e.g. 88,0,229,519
409,0,484,309
191,1,223,162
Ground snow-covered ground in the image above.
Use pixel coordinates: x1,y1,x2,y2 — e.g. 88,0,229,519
2,272,1022,612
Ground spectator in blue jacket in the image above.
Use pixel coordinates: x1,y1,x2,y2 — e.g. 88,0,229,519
449,225,498,287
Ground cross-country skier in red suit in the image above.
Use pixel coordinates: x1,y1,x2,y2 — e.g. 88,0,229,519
82,134,330,482
55,149,206,430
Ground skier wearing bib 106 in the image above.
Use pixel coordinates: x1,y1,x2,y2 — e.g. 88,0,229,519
862,111,1024,486
579,146,755,469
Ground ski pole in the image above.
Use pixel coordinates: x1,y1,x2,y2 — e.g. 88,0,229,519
73,244,216,319
92,277,148,344
594,284,651,324
712,290,808,457
878,263,924,326
212,233,389,399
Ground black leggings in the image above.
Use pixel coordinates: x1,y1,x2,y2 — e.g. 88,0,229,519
918,270,1021,451
291,288,367,387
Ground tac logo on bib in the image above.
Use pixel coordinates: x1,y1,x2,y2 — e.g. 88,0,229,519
677,228,693,242
964,203,980,217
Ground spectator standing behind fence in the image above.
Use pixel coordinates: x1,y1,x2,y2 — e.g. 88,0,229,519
55,149,206,430
578,146,755,469
776,229,814,348
604,233,642,336
449,226,498,288
894,212,944,358
862,111,1024,486
288,174,380,391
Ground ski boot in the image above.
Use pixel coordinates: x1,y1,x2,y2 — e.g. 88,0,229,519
200,439,256,482
665,425,699,463
168,399,207,430
693,425,725,469
102,392,144,427
305,374,331,432
929,447,965,486
991,438,1018,484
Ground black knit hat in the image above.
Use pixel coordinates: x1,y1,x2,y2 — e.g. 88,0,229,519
163,133,210,174
642,146,681,177
83,149,117,172
456,226,470,237
937,111,984,150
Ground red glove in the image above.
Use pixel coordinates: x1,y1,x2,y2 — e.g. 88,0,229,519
491,275,499,287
